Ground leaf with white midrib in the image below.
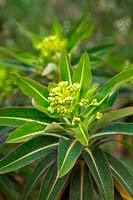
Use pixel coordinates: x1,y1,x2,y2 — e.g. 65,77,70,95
0,135,58,174
94,68,133,104
83,148,114,200
58,138,82,177
38,162,69,200
90,123,133,140
60,51,73,85
23,153,56,199
106,154,133,198
14,74,49,111
73,53,92,98
95,107,133,131
7,122,45,143
0,108,51,126
70,162,94,200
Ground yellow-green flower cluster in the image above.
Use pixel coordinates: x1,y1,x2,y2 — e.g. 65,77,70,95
80,99,89,108
47,81,81,116
95,112,103,119
36,35,67,60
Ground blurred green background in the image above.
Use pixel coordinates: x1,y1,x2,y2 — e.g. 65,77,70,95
0,1,132,199
0,0,132,59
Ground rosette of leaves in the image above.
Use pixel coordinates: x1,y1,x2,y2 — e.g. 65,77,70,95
0,52,133,199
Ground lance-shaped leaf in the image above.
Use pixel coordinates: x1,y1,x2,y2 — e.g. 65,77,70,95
73,53,92,98
87,44,116,57
58,138,82,177
59,51,73,85
0,108,51,126
13,74,49,112
90,123,133,140
7,122,45,143
16,22,42,47
67,14,92,52
83,148,114,200
0,47,40,68
73,121,89,146
23,153,55,199
106,154,133,198
0,135,58,174
72,55,104,68
95,107,133,131
85,83,99,100
94,68,133,104
70,163,94,200
38,162,69,200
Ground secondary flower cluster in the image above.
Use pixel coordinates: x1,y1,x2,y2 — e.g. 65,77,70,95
36,35,67,61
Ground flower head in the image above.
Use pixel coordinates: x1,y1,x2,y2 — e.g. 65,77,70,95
36,35,67,61
47,81,81,116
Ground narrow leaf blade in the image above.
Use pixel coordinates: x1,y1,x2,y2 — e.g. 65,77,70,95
107,154,133,198
91,123,133,140
70,163,94,200
58,138,82,177
73,53,92,98
0,108,50,126
94,68,133,104
23,153,55,199
7,122,45,143
95,107,133,131
59,51,73,85
14,74,49,111
83,148,114,200
38,162,69,200
0,135,58,174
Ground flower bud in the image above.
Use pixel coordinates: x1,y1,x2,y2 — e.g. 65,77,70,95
95,112,103,120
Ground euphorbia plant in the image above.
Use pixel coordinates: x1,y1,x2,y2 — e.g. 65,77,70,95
0,52,133,199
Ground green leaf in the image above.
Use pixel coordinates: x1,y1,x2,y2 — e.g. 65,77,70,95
0,135,58,174
108,89,118,107
67,14,94,53
0,175,20,200
0,47,40,68
73,53,92,98
58,138,82,177
85,83,99,101
38,162,69,200
83,148,114,200
67,14,90,39
106,154,133,198
73,121,89,146
59,51,73,85
23,153,55,199
52,20,63,38
0,108,51,126
70,162,94,200
94,68,133,104
72,55,104,68
87,44,116,57
13,74,49,112
7,122,45,143
16,22,42,47
90,123,133,140
0,59,36,73
95,107,133,131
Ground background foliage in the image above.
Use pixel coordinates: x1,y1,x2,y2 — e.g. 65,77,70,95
0,0,132,199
